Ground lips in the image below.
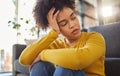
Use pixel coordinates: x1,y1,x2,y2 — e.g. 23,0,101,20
71,29,79,34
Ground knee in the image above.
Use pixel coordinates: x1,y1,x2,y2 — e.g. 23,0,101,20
32,61,44,70
56,66,69,72
32,61,49,70
32,61,55,71
30,61,55,76
54,66,86,76
54,66,72,76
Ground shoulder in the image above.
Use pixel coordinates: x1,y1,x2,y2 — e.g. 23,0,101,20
55,38,64,44
83,32,105,46
88,32,104,39
81,32,105,44
50,37,65,48
82,32,104,39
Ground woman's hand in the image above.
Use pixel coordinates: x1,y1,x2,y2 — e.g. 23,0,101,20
29,54,41,72
47,7,60,34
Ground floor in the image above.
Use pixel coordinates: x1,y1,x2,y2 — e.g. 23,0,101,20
0,72,12,76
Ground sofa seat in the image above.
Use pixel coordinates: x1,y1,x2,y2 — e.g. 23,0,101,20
14,60,29,76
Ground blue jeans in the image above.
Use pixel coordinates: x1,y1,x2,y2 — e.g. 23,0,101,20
30,61,86,76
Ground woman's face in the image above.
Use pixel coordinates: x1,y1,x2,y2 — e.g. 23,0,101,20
57,7,81,40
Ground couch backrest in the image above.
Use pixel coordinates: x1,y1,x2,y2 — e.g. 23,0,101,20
88,22,120,58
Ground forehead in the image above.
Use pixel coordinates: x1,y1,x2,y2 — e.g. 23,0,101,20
57,7,74,21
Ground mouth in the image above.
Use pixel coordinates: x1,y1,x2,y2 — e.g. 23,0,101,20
71,29,79,34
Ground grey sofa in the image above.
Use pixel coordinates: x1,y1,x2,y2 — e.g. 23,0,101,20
12,44,29,76
88,22,120,76
12,22,120,76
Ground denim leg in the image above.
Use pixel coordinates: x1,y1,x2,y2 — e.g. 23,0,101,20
30,61,55,76
53,66,86,76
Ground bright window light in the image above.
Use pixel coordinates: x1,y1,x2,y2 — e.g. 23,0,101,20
102,6,113,17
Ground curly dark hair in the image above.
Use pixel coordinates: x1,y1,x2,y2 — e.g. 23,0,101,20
33,0,75,29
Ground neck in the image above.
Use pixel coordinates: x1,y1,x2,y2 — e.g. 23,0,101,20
65,35,81,46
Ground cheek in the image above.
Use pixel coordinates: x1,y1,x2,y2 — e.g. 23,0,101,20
59,27,67,33
75,18,80,27
75,18,80,24
59,27,70,35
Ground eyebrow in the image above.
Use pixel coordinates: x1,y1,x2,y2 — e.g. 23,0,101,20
58,12,74,24
70,12,74,17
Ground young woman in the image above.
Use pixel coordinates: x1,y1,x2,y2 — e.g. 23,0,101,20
19,0,106,76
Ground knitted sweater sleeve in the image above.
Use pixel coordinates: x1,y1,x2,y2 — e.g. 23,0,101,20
40,32,106,70
19,30,58,65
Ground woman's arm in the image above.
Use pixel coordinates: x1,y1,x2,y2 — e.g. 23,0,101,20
19,30,58,65
19,7,61,66
40,32,106,70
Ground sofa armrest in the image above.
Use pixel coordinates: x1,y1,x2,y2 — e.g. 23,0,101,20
12,44,26,60
105,58,120,76
12,44,26,76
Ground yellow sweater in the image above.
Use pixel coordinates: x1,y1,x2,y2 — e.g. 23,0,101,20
19,30,106,76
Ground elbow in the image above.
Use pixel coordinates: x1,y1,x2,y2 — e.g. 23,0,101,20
19,55,32,65
68,60,84,70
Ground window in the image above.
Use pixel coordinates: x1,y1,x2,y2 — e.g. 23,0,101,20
18,0,50,43
17,0,37,44
0,0,15,72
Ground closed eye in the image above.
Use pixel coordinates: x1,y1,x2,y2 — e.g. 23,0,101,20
71,16,76,20
58,20,67,27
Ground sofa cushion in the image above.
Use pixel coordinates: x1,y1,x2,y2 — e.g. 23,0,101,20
24,39,38,45
14,60,29,75
88,22,120,57
105,58,120,76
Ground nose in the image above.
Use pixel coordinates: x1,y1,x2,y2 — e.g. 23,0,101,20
69,21,75,29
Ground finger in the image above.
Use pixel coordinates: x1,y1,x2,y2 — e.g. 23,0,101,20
47,8,55,22
48,7,55,17
51,7,56,15
54,10,60,17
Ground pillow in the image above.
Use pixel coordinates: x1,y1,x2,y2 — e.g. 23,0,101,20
24,39,38,45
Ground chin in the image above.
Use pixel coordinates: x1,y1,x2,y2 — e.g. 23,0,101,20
74,32,81,38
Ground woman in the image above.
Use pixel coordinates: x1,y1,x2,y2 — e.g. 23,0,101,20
19,0,106,76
